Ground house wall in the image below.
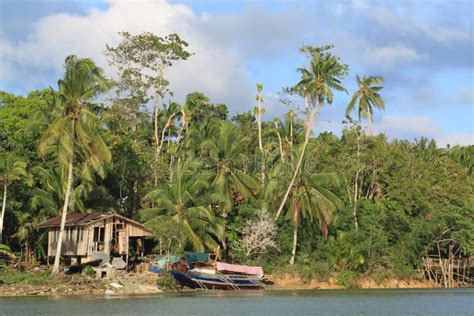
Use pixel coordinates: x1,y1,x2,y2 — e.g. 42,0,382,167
47,226,88,257
46,215,151,260
129,223,152,237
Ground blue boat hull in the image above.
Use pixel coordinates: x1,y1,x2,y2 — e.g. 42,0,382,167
170,270,263,289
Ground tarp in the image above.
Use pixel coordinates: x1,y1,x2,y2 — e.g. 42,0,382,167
216,261,264,278
156,255,180,268
185,251,209,263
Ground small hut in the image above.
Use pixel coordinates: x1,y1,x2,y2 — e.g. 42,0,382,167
37,212,152,266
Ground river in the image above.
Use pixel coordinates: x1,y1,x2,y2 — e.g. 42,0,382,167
0,288,473,315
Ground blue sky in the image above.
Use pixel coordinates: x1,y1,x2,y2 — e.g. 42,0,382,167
0,0,472,146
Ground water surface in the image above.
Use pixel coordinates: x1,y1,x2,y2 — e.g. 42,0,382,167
1,288,473,315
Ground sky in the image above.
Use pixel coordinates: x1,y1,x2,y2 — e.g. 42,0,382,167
0,0,473,147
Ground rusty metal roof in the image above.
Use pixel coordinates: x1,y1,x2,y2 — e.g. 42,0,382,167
36,212,152,235
36,212,107,228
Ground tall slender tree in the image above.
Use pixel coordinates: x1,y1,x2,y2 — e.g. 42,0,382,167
39,55,110,275
275,46,347,219
0,154,27,243
106,32,192,186
345,75,385,136
254,84,266,186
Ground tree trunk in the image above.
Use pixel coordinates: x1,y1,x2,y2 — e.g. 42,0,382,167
275,99,316,220
153,97,160,187
257,104,263,153
275,121,285,163
289,119,294,161
169,110,187,181
25,240,30,264
257,99,265,186
353,169,360,231
52,118,76,275
0,180,8,243
367,109,373,136
353,132,361,230
289,206,299,265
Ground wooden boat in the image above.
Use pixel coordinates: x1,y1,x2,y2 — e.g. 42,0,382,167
170,269,265,290
170,257,266,290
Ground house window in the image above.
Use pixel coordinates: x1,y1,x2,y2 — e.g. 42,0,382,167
66,227,73,241
77,227,84,242
93,227,105,242
52,229,59,242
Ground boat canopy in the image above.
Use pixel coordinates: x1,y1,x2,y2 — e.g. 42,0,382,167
185,251,209,263
216,261,264,278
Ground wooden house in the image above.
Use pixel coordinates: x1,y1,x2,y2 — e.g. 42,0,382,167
37,212,152,265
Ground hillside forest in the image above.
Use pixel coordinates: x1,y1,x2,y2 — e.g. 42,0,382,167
0,32,472,284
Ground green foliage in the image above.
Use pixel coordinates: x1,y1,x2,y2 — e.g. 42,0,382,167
0,267,50,285
0,36,471,285
346,75,385,130
142,160,224,252
156,273,177,289
0,244,15,258
336,270,358,288
82,266,95,278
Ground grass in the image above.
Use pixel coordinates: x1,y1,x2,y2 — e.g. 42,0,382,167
0,266,51,285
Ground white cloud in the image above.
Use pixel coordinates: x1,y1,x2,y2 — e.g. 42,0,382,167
367,6,471,44
362,44,425,69
0,0,471,145
0,0,254,110
459,88,473,105
375,115,440,140
437,133,474,148
374,115,473,147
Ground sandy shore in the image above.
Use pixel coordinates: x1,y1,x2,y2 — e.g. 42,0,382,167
267,273,438,290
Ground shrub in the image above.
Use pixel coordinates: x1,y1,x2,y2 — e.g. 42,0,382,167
299,265,313,283
335,270,357,288
156,273,177,290
82,266,96,278
312,261,331,280
373,269,390,285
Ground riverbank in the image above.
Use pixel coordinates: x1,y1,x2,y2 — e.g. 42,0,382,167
0,270,452,297
267,273,438,290
0,270,162,297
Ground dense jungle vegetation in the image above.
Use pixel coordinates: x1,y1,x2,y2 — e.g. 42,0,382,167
0,32,472,281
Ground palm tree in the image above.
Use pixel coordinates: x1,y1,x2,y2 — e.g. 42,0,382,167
142,161,224,251
448,145,473,175
345,75,385,136
39,55,110,275
0,154,27,243
267,156,342,265
267,113,305,164
275,50,347,219
199,122,259,216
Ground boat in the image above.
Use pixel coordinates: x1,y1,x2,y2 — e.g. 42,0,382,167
170,269,265,290
169,252,266,290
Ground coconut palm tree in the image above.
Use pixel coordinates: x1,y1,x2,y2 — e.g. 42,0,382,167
345,75,385,136
0,154,27,243
142,161,224,251
199,122,259,216
275,50,347,219
39,55,110,275
267,154,342,265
